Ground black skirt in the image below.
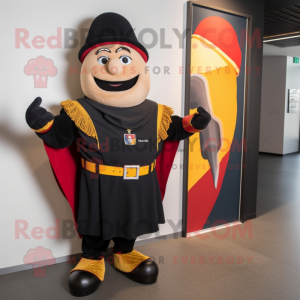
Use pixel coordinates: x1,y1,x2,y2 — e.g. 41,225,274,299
75,97,165,239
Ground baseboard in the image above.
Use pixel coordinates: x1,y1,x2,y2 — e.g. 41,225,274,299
0,232,182,276
244,213,256,221
0,253,83,276
186,221,241,238
259,151,299,156
282,151,300,156
135,231,183,246
259,152,283,156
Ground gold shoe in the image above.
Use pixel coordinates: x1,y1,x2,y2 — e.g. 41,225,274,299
114,250,158,284
68,258,105,296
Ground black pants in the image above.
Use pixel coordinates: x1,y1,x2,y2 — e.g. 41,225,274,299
81,235,136,260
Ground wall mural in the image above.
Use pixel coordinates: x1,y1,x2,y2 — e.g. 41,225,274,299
185,3,249,234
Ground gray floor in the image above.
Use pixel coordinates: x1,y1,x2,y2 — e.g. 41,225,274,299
2,153,300,300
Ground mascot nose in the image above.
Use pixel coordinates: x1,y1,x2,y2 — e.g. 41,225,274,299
108,59,122,75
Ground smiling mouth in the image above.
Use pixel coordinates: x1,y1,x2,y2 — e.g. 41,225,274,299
94,75,139,92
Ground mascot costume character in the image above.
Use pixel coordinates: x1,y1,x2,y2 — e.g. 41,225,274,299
25,13,211,297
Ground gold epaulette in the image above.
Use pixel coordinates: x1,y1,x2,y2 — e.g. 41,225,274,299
157,104,174,150
31,120,54,133
61,100,99,148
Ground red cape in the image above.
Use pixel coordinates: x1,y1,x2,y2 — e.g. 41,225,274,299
44,140,179,235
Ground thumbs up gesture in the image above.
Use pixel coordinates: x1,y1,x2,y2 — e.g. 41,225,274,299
25,97,54,131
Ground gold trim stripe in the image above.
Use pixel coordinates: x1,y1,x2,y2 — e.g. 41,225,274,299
32,120,54,133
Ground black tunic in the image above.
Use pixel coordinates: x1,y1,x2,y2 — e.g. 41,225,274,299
37,96,192,239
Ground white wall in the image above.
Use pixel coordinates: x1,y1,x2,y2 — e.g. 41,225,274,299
259,57,286,154
283,57,300,154
0,0,189,270
259,56,300,154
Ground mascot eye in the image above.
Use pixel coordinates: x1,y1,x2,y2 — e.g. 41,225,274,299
97,56,110,65
120,56,132,65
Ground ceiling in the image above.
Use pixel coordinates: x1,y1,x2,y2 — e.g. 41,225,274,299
255,0,300,12
262,2,300,57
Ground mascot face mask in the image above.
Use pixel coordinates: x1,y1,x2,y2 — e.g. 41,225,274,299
81,44,150,107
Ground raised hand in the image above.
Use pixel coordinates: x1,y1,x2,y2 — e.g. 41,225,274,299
191,107,211,130
25,97,54,130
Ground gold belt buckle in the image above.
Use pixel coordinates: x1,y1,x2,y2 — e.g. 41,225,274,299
123,165,140,180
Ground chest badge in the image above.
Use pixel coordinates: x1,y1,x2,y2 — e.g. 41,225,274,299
124,129,136,145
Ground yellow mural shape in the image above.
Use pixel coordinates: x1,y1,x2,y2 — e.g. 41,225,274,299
188,36,238,191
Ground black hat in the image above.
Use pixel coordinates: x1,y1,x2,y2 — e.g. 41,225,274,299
78,12,149,63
